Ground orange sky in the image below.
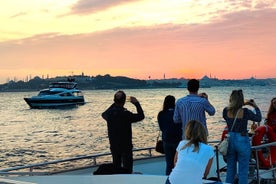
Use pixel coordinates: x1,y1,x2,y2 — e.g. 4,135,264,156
0,0,276,84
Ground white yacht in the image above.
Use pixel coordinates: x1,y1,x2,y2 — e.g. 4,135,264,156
24,81,85,108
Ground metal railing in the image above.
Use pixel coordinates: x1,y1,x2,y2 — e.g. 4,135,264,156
0,140,222,176
1,140,275,184
0,147,157,176
251,141,276,184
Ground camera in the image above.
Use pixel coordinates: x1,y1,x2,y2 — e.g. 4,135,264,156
244,99,254,105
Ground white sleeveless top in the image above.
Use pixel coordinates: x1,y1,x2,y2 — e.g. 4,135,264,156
168,140,214,184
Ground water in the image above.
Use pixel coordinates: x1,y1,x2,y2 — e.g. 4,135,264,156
0,86,275,169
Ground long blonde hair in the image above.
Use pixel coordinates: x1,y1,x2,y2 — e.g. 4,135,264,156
181,120,207,152
228,89,244,116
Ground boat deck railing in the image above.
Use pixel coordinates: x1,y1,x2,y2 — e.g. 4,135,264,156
0,147,159,176
0,140,275,183
0,141,223,176
251,141,276,183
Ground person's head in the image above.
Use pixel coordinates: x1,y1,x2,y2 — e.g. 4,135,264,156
228,89,244,115
267,97,276,116
187,79,199,93
114,90,126,105
162,95,175,111
182,120,207,152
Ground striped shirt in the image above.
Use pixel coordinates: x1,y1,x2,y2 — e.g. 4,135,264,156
173,94,215,137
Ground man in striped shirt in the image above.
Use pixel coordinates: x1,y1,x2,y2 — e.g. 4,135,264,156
173,79,215,138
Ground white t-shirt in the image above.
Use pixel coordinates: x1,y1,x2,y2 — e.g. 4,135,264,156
168,140,214,184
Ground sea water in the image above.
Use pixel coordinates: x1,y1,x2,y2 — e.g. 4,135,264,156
0,86,275,169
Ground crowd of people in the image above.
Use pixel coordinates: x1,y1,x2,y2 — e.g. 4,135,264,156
101,79,275,184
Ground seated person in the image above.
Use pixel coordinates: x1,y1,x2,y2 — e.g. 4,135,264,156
165,120,214,184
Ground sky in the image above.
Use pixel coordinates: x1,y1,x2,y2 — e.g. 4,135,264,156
0,0,276,84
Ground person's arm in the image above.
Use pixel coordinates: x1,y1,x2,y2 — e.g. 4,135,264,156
199,93,215,116
222,107,228,120
204,100,216,116
173,151,178,166
173,102,182,124
245,100,262,123
203,157,213,178
157,112,164,131
249,107,262,122
128,96,145,122
101,104,114,121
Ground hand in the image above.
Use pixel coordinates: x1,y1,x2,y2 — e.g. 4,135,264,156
244,99,258,108
129,96,138,104
250,101,258,108
199,93,208,99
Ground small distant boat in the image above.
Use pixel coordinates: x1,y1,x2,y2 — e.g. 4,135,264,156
24,81,85,109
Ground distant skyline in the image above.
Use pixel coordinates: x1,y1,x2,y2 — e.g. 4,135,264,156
0,0,276,84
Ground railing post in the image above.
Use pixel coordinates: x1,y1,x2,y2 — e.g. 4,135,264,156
254,149,260,184
214,145,221,181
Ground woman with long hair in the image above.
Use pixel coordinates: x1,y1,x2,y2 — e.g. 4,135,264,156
165,120,214,184
223,89,262,184
266,97,276,133
158,95,182,175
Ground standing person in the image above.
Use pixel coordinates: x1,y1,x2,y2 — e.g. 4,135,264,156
223,89,262,184
166,120,214,184
265,97,276,133
173,79,215,137
102,90,145,173
158,95,182,175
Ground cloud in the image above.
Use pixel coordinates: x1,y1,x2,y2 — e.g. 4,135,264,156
254,1,276,9
9,12,27,18
0,8,275,80
2,8,276,54
70,0,138,14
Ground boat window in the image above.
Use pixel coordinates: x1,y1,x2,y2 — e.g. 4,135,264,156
72,91,83,96
38,91,49,96
38,90,63,96
60,93,72,96
49,82,77,89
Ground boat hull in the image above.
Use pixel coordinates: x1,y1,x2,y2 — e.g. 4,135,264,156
24,97,85,109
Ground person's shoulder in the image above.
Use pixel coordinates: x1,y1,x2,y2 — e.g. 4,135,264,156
158,110,164,114
269,111,276,117
158,110,165,117
199,97,209,103
176,140,184,150
223,107,228,112
222,107,228,118
242,107,251,114
200,143,214,154
178,140,186,146
176,96,186,101
188,94,205,101
177,95,194,102
201,142,213,148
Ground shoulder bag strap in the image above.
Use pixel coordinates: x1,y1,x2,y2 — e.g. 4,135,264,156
230,108,241,132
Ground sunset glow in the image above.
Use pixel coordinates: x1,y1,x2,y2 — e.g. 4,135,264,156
0,0,276,84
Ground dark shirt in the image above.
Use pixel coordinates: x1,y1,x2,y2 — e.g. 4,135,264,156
102,102,144,151
158,108,182,143
223,107,262,133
